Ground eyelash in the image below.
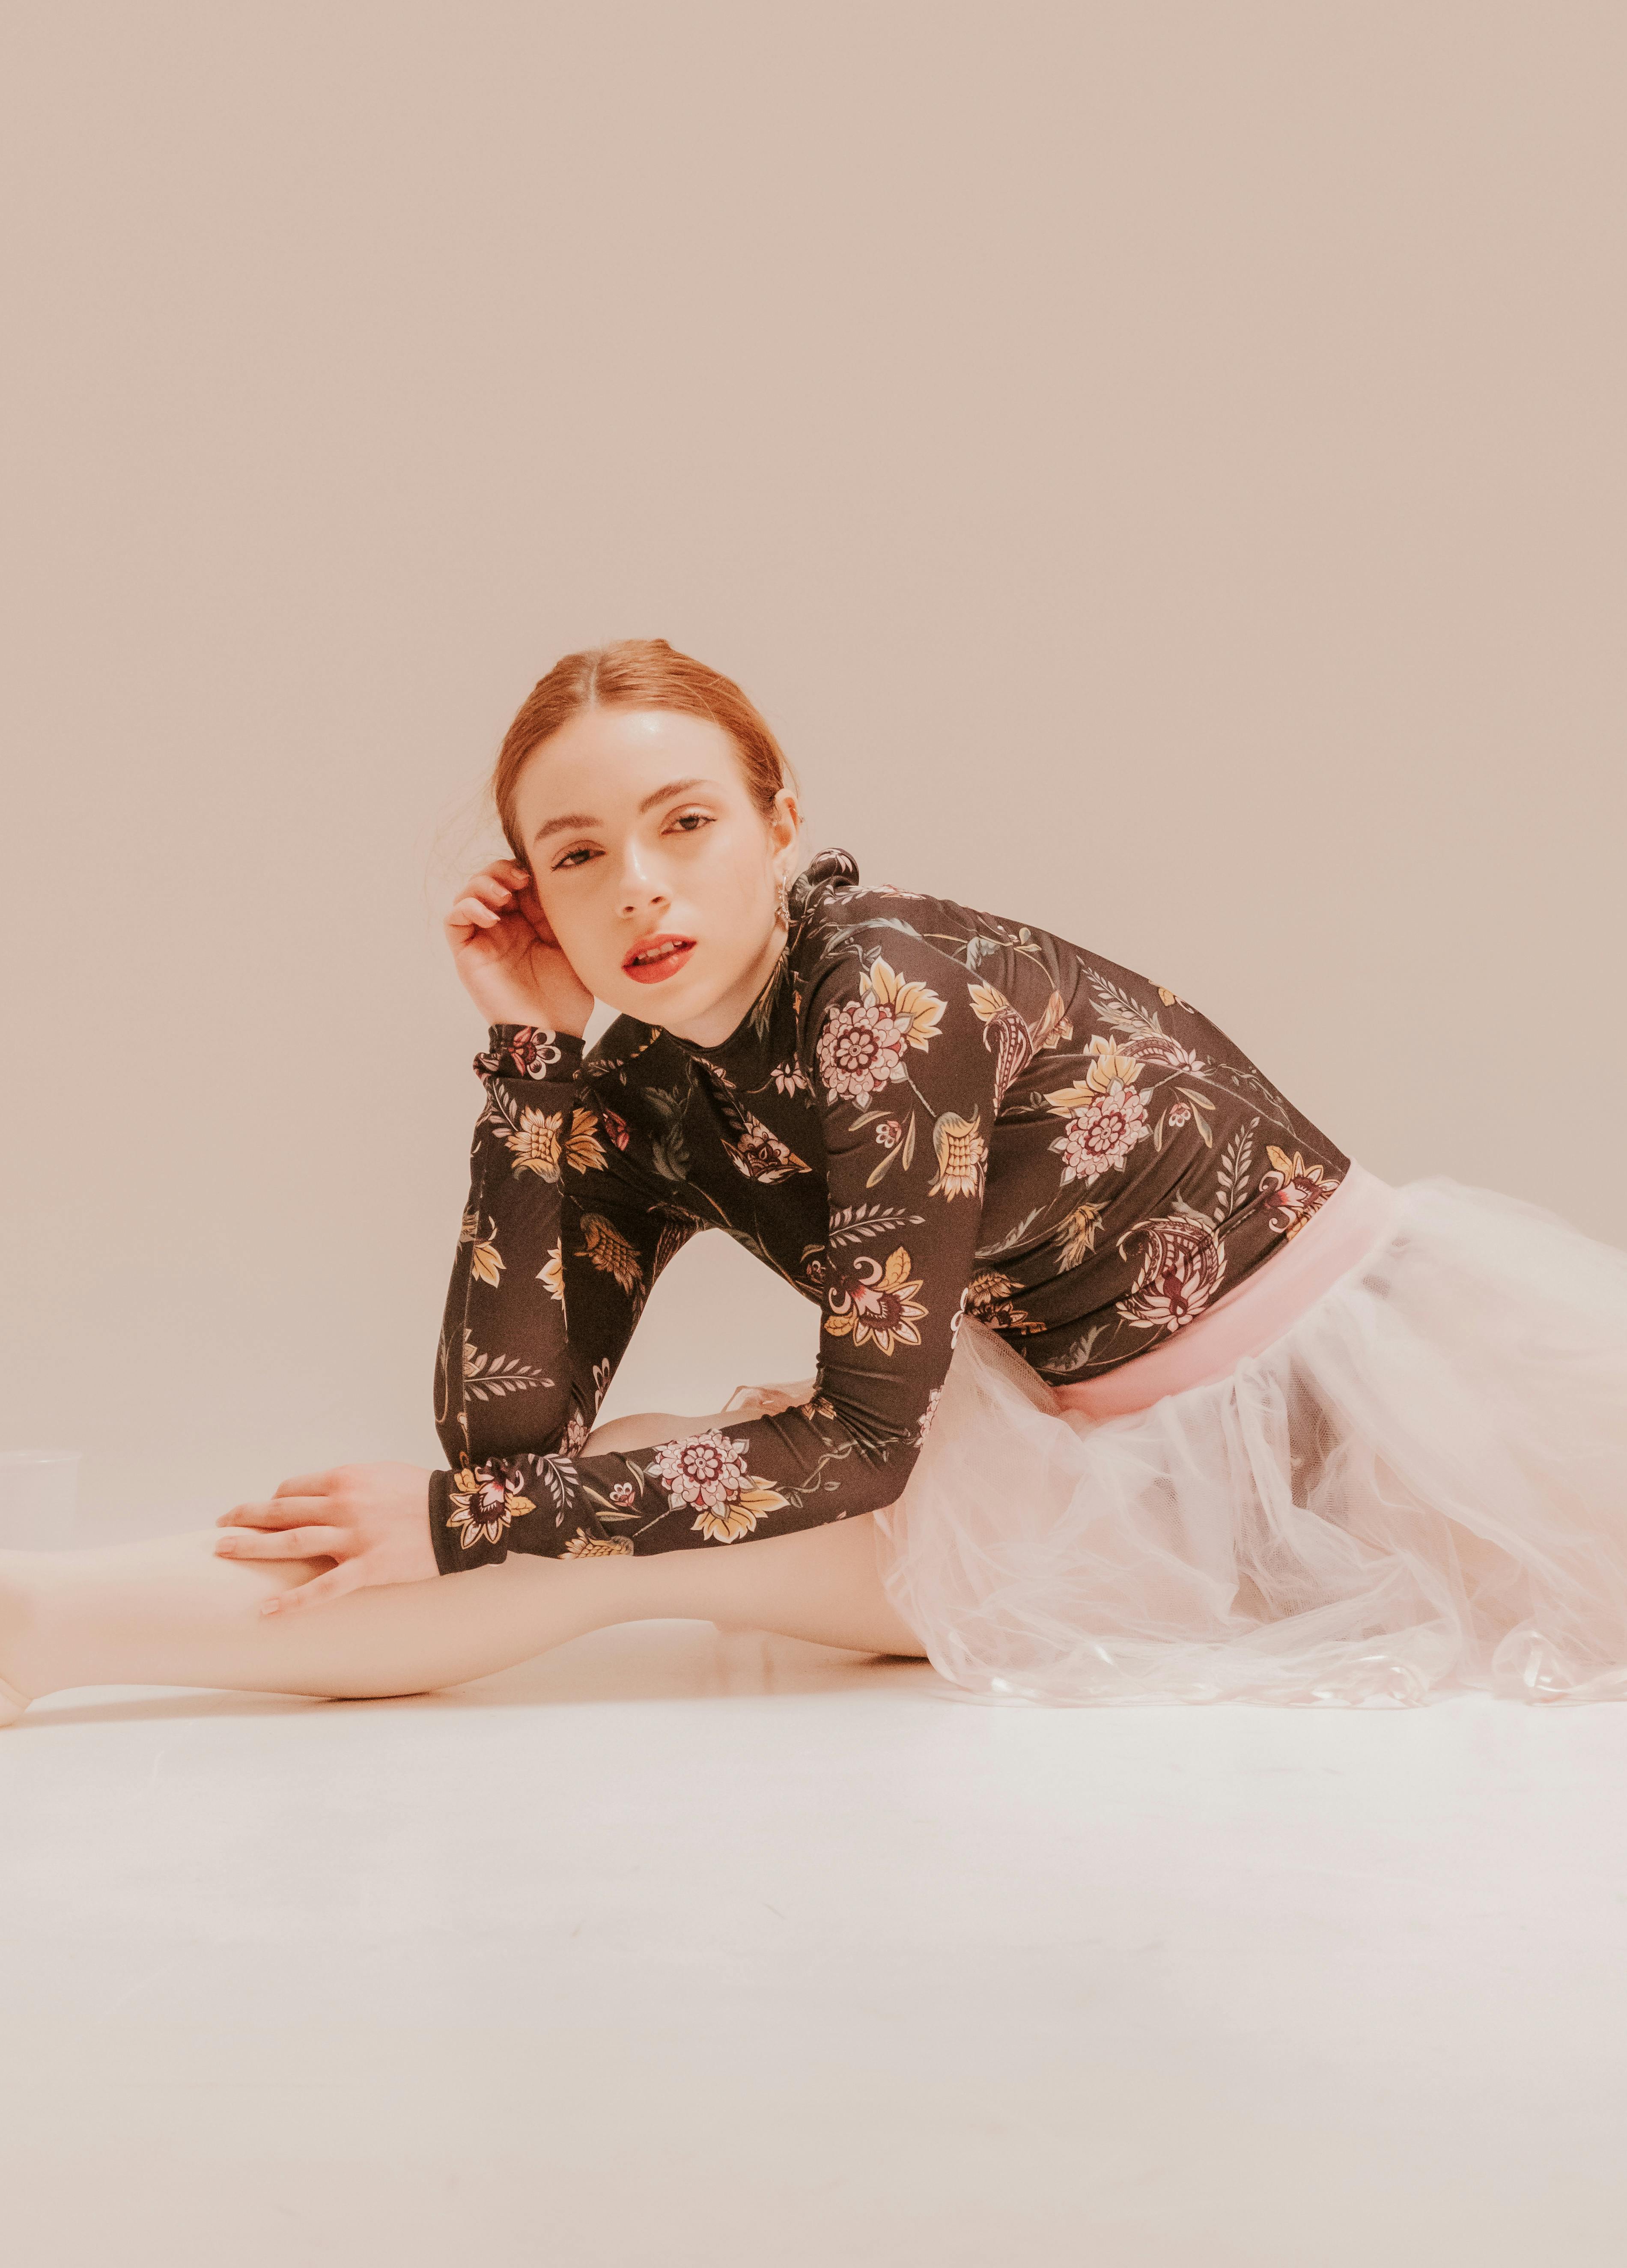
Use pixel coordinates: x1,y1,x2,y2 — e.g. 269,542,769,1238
551,809,714,871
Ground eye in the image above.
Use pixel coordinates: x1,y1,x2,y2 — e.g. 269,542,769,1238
551,845,599,871
667,808,715,836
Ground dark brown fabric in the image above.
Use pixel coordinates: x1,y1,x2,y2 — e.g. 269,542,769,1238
428,848,1349,1570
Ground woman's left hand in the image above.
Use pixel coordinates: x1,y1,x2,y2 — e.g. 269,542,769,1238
214,1461,440,1615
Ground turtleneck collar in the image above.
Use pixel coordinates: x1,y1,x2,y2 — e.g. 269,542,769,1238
660,846,861,1062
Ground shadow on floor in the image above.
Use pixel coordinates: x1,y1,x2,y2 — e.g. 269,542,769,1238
14,1617,948,1729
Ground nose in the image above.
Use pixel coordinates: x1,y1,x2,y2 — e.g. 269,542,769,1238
616,840,671,919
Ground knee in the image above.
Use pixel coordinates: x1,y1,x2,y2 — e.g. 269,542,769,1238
584,1411,688,1457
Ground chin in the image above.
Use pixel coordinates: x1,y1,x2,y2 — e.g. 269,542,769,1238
605,969,709,1022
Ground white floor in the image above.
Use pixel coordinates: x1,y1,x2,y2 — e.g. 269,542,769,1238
3,1621,1627,2267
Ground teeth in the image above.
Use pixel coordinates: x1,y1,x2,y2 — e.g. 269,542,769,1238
632,941,688,966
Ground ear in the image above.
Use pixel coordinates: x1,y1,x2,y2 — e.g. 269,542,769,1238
767,784,801,866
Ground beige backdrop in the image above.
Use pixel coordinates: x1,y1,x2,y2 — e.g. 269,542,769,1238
3,3,1623,1536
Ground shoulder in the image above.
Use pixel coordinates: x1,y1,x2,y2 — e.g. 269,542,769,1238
788,846,1080,1019
791,854,966,1015
787,854,1008,1114
790,849,970,983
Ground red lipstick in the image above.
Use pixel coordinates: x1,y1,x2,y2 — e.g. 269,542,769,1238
623,932,697,985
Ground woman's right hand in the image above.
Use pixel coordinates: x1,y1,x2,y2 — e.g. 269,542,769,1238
444,857,594,1036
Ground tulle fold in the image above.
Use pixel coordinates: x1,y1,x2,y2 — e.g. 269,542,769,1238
872,1179,1627,1707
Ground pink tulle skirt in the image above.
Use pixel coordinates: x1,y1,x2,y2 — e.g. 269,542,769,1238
872,1174,1627,1707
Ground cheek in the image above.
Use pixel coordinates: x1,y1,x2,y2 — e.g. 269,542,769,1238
706,831,773,904
536,889,611,973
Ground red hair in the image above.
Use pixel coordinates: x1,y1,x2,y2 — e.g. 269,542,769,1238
490,638,796,858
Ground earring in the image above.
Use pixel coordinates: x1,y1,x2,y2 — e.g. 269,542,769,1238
775,871,790,925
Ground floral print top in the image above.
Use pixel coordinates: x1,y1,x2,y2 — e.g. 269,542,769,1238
429,848,1348,1569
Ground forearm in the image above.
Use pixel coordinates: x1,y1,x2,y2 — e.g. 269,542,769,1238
434,1024,599,1475
427,1389,918,1571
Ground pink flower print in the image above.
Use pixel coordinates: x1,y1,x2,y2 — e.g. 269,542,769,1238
507,1027,563,1079
816,998,912,1108
1115,1215,1226,1335
1049,1081,1151,1185
649,1430,752,1514
445,1457,536,1550
1260,1149,1339,1240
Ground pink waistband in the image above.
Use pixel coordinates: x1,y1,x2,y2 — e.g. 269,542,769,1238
1050,1162,1399,1422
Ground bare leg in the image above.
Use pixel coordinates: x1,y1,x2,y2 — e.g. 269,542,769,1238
0,1407,924,1720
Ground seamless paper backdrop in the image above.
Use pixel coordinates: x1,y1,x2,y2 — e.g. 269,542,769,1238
1,2,1622,1534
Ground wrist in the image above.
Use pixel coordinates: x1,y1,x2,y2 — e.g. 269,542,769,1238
475,1024,587,1081
428,1467,499,1575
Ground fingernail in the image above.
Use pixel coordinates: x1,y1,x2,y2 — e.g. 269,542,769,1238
260,1600,280,1617
215,1538,238,1555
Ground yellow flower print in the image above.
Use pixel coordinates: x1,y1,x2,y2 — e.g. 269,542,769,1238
504,1107,607,1181
928,1109,988,1200
968,983,1073,1106
691,1484,791,1543
459,1207,504,1287
645,1431,790,1542
816,960,948,1108
563,1109,608,1173
864,959,945,1051
1031,991,1074,1052
1085,1035,1144,1094
823,1245,929,1356
968,983,1035,1106
562,1529,634,1557
538,1239,565,1307
1260,1147,1339,1240
1114,1213,1226,1334
578,1213,646,1296
1055,1201,1103,1269
722,1112,811,1183
505,1107,564,1180
962,1270,1040,1332
445,1458,536,1550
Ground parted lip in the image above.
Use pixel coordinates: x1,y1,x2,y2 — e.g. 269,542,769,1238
622,931,696,969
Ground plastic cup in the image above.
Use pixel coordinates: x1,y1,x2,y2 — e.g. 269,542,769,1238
0,1450,81,1550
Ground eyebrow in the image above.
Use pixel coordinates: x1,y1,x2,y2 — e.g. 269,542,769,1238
530,777,714,844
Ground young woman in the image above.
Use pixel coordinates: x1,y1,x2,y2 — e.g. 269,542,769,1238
4,641,1625,1723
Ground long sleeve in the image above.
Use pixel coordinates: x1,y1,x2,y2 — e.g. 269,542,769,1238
427,1022,698,1570
429,939,1006,1569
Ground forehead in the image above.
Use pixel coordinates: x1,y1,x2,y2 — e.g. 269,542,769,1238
515,706,746,821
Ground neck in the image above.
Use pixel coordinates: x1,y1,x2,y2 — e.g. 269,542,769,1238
665,920,787,1049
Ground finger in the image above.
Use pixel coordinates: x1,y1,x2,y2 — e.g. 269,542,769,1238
272,1470,342,1499
463,874,515,910
215,1525,349,1561
218,1496,331,1529
261,1562,365,1616
452,895,503,931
